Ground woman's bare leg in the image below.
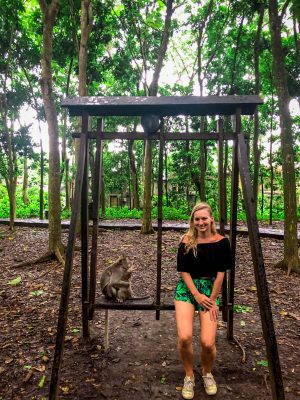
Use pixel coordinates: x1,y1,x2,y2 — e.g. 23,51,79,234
199,310,218,374
175,300,195,377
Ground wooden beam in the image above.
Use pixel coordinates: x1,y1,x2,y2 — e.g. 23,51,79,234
62,95,263,117
49,116,88,400
227,110,240,339
81,113,89,338
72,131,236,140
237,132,285,400
155,123,164,320
88,119,103,319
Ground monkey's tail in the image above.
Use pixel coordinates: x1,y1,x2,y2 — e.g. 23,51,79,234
127,295,151,301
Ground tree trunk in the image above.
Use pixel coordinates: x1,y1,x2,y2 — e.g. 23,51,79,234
128,140,140,209
40,139,44,220
75,0,93,232
1,27,16,231
164,146,169,207
39,0,63,258
141,0,173,234
61,59,73,211
223,140,228,224
22,157,29,205
253,4,265,211
21,66,45,219
199,121,206,202
268,0,299,274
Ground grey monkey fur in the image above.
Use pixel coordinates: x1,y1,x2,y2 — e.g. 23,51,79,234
141,114,161,135
100,256,149,302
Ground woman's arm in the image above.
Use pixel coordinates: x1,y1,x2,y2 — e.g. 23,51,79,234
208,271,225,321
210,271,225,302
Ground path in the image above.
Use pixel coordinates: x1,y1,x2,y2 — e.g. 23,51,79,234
1,218,299,241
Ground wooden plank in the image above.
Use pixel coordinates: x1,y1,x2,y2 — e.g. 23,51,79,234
72,131,235,140
93,298,231,311
218,119,228,322
62,95,263,117
237,132,285,400
49,123,88,400
81,113,89,338
227,111,240,340
88,119,103,319
155,125,164,320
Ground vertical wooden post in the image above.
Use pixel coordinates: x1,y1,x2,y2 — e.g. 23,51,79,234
81,112,90,337
156,122,164,320
227,110,240,339
89,119,103,319
218,119,228,322
49,118,88,400
237,132,285,400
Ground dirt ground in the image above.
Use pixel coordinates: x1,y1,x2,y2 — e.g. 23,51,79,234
0,223,299,400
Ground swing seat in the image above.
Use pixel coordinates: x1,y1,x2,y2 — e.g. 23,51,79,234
94,293,175,311
94,295,232,312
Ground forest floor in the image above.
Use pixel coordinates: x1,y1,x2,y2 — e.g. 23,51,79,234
0,222,299,400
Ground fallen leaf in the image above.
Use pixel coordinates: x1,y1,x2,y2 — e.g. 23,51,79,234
5,358,13,364
61,386,70,394
34,365,46,372
257,360,268,367
7,276,22,285
29,290,44,297
38,375,46,388
23,369,34,383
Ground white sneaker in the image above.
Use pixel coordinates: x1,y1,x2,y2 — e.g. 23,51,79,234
182,375,195,399
202,372,217,395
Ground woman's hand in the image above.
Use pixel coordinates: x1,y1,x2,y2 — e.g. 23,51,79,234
208,303,219,322
194,292,213,310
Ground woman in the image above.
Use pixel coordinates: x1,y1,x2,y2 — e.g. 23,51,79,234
174,202,232,398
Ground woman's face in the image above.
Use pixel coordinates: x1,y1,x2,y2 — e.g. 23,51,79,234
192,208,213,234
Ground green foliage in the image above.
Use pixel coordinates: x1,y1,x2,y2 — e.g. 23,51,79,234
103,207,142,219
0,184,48,218
234,305,253,313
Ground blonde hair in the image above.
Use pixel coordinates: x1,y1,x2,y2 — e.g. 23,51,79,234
184,202,217,256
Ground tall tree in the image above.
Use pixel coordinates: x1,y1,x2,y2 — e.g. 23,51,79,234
38,0,64,263
253,3,265,211
0,25,17,230
268,0,299,274
141,0,175,233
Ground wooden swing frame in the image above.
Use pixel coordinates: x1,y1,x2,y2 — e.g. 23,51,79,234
49,95,285,400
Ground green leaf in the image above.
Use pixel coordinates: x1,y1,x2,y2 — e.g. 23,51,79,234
29,290,44,296
71,328,80,333
7,276,22,285
234,305,253,313
38,375,46,388
257,360,268,367
160,376,166,384
23,365,32,370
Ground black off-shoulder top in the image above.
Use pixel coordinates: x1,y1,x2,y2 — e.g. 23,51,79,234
177,237,232,278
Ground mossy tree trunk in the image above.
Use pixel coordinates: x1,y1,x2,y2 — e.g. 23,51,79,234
268,0,299,274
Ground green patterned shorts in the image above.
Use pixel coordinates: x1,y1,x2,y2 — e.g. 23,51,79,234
174,277,219,311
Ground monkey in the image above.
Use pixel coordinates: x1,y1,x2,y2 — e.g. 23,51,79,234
141,114,162,136
100,256,150,350
100,256,149,302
